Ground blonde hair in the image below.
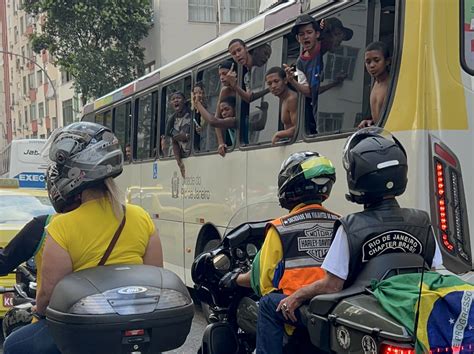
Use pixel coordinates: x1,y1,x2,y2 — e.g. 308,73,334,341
104,177,125,220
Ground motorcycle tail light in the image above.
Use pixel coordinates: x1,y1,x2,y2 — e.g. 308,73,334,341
124,329,145,337
380,343,414,354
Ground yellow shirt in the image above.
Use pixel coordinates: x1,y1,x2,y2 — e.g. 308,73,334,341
47,197,155,271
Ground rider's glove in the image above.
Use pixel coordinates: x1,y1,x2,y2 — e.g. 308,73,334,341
219,269,241,289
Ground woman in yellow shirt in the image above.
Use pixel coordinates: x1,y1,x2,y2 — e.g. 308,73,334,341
4,122,163,354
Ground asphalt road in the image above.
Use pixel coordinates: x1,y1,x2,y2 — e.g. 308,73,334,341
164,301,207,354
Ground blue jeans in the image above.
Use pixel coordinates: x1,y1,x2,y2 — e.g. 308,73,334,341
256,293,306,354
4,320,60,354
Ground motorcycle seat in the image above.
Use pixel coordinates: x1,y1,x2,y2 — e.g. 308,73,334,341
307,253,428,317
308,285,366,316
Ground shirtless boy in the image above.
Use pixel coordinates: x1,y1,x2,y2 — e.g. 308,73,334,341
358,41,391,128
265,67,297,145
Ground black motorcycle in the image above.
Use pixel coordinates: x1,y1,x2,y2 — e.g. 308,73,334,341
1,261,37,339
192,205,422,353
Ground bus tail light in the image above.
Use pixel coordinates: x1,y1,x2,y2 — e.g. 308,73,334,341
429,136,471,273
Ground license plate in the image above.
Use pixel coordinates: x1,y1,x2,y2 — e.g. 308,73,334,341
3,293,14,307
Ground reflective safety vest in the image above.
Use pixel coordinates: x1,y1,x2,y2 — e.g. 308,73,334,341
268,204,339,295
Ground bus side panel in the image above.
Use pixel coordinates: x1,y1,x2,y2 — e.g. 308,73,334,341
183,152,247,286
140,160,185,280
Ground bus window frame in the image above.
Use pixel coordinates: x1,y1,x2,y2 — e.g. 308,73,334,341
158,72,193,161
460,0,474,75
94,99,135,161
376,0,403,129
134,88,159,162
237,36,299,151
112,99,133,161
193,56,239,156
296,0,401,144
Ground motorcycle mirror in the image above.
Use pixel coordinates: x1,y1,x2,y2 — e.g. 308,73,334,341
213,254,231,271
246,243,258,258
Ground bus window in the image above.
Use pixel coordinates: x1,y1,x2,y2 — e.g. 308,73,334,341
95,112,104,125
114,101,132,159
287,2,394,136
462,0,474,74
194,63,233,153
104,110,112,130
82,112,94,122
160,77,192,159
135,91,158,160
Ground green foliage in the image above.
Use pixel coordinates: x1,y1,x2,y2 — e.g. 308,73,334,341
23,0,152,101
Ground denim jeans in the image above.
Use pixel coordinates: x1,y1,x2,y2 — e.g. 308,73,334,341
256,292,306,354
3,319,60,354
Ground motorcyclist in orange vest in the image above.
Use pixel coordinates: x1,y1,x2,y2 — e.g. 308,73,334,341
219,151,339,354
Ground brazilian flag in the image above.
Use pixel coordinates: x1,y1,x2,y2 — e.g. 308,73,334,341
372,272,474,353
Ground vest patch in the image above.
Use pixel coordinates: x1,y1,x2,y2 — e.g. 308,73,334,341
297,224,333,262
362,230,423,262
282,211,338,226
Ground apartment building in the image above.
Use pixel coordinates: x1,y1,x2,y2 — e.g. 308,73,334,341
0,0,81,145
0,0,261,146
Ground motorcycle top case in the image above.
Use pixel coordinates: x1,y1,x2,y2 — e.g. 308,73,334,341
46,265,194,354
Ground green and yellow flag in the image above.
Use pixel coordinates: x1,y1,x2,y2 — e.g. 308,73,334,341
372,272,474,353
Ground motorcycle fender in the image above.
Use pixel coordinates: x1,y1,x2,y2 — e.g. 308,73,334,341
200,322,239,354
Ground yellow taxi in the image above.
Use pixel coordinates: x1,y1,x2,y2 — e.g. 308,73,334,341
0,178,55,317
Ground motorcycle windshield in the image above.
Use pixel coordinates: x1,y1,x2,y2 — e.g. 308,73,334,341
222,202,284,248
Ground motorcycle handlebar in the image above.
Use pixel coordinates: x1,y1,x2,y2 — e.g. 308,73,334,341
0,286,15,293
16,265,36,283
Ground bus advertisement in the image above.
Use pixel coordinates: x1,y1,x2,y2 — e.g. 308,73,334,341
0,139,48,189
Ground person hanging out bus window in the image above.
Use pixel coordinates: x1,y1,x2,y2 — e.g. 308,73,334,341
264,67,298,145
194,60,237,157
160,91,191,177
226,39,271,103
318,17,354,95
194,93,237,155
191,82,219,153
358,41,391,128
283,14,323,135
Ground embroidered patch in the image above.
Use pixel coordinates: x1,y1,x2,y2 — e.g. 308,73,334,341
361,230,423,262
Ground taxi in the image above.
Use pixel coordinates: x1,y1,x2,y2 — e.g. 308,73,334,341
0,178,55,317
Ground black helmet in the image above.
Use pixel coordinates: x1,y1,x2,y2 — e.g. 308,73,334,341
42,122,123,212
343,127,407,204
278,151,336,210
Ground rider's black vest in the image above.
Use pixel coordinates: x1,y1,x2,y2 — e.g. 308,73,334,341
335,199,436,287
268,204,339,295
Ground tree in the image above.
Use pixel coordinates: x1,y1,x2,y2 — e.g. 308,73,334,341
23,0,152,103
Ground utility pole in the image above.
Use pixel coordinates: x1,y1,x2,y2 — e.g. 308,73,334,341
216,0,222,37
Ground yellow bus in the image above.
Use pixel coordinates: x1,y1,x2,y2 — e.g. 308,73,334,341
82,0,473,286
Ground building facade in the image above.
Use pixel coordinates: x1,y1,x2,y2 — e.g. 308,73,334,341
143,0,261,72
0,0,84,146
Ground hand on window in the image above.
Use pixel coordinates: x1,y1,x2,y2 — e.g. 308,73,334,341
357,118,374,129
218,144,227,157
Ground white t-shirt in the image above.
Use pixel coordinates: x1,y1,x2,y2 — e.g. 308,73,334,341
322,225,444,280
